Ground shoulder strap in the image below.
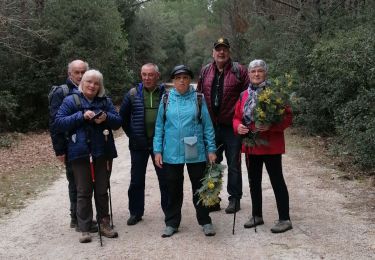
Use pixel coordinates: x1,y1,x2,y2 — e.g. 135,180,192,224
129,87,137,104
162,92,169,123
196,92,203,123
231,61,241,81
198,64,211,90
48,84,69,105
72,93,81,110
61,84,69,97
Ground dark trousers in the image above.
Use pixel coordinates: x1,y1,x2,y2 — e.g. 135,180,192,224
215,124,242,201
128,149,168,217
65,159,77,219
163,162,211,228
72,156,111,232
245,154,290,220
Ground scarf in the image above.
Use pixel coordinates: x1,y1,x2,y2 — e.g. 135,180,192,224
242,81,269,125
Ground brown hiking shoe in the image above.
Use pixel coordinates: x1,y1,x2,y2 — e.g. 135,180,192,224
79,232,92,243
100,218,118,238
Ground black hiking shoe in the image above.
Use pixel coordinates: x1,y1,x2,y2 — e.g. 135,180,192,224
70,218,78,228
244,216,264,228
225,199,240,214
127,215,142,226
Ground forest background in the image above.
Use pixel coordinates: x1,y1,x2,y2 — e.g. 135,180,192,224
0,0,374,172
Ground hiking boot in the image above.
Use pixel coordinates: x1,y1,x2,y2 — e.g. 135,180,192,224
79,232,92,243
202,223,216,236
100,218,118,238
75,221,98,233
244,216,264,228
70,218,78,228
225,199,240,214
271,220,293,233
161,226,178,238
127,215,142,226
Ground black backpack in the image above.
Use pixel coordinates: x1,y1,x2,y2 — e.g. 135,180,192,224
48,84,81,110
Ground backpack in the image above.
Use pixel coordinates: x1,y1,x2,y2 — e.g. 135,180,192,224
162,91,203,124
48,84,81,110
128,83,166,104
199,61,241,84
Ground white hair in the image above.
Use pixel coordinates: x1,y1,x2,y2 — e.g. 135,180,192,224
78,69,105,97
248,59,268,72
67,60,89,73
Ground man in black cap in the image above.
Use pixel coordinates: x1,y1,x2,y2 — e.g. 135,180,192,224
197,37,250,214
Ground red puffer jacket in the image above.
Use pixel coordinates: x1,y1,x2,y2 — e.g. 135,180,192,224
233,90,293,155
197,60,249,126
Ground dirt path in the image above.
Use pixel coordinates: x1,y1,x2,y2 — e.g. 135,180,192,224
0,134,374,259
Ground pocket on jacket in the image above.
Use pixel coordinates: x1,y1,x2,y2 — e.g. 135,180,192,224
183,136,198,160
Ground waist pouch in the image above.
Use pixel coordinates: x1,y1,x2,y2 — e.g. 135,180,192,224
183,136,198,160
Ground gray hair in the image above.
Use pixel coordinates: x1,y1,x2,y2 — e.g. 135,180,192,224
142,63,159,73
248,59,268,72
78,69,105,97
68,60,89,73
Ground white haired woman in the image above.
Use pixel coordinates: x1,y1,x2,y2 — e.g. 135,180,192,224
55,69,122,243
233,60,293,233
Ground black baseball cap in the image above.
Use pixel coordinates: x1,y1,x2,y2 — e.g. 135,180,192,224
214,37,230,49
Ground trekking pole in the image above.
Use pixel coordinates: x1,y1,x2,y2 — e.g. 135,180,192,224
90,154,103,246
103,129,114,229
232,199,237,235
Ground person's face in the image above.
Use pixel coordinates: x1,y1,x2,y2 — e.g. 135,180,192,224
249,66,267,85
212,46,230,66
173,74,191,94
141,65,159,89
81,75,100,100
69,62,87,85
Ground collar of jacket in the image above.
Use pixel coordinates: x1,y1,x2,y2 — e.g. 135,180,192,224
66,78,79,89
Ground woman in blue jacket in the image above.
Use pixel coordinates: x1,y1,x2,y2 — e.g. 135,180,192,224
154,65,217,238
55,69,121,243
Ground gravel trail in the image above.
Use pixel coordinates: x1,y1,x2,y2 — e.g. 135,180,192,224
0,134,374,259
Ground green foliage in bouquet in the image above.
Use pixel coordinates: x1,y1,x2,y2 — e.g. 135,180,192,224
196,163,226,207
242,88,286,147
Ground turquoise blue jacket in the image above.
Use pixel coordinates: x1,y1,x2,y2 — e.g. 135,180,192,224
153,86,216,164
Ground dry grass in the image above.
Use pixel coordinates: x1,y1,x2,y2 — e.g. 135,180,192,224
0,131,63,217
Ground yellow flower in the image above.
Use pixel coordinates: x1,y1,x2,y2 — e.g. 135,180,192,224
208,182,215,190
275,98,283,105
274,78,280,86
258,110,266,119
258,94,266,102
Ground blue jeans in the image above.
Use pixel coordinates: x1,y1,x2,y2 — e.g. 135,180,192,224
215,125,242,201
128,149,168,217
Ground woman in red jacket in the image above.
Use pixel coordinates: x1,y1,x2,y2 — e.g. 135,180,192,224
233,59,293,233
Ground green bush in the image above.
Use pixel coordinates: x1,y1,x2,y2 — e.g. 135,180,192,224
0,91,18,132
296,24,374,136
335,88,375,169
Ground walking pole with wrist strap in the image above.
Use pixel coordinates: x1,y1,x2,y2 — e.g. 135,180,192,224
90,154,103,246
103,129,114,229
